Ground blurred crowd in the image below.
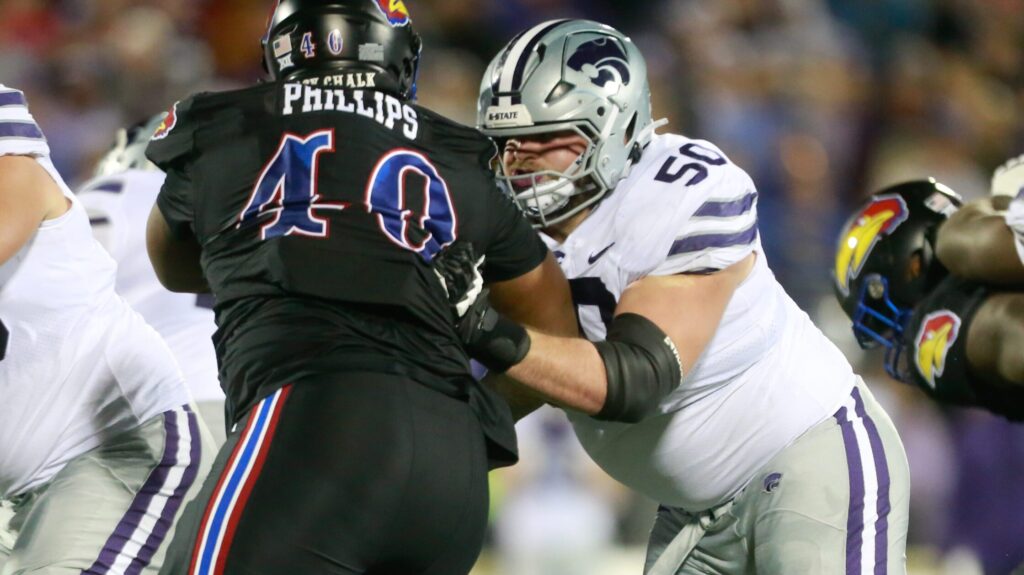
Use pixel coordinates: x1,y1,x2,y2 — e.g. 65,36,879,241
4,0,1023,573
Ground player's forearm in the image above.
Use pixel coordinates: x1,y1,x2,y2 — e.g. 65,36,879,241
505,329,607,415
936,199,1024,284
482,373,548,420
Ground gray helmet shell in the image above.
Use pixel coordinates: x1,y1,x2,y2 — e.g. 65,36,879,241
478,20,654,226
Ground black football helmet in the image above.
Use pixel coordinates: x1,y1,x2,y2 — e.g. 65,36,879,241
833,179,962,377
262,0,422,100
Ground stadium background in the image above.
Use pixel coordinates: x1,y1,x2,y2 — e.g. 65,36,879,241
3,0,1023,573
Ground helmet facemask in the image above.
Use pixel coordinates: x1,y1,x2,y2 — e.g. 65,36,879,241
496,124,606,228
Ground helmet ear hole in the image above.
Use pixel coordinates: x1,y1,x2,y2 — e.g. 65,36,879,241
623,112,637,146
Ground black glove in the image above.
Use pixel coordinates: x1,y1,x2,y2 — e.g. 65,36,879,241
456,291,531,373
432,241,484,317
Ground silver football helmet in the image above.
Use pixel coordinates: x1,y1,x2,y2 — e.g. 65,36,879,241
478,20,660,227
93,112,167,178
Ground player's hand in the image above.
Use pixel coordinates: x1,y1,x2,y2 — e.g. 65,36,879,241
992,154,1024,198
432,241,484,318
456,292,531,373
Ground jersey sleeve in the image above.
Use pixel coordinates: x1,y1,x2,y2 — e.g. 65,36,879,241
146,97,199,239
0,86,50,159
1006,193,1024,266
625,138,759,277
479,185,548,283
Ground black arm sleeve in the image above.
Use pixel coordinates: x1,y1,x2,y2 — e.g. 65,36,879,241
594,313,684,423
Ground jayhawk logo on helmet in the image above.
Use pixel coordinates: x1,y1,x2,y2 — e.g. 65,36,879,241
374,0,411,27
150,102,179,141
914,311,961,388
834,194,910,295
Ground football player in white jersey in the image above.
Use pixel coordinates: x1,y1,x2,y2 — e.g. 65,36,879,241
0,86,213,574
79,114,226,446
461,21,911,574
935,154,1024,284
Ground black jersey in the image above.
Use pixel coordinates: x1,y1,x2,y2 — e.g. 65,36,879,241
147,81,546,452
905,277,1024,421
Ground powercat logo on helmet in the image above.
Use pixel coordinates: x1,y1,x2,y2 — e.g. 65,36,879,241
567,37,631,88
374,0,411,27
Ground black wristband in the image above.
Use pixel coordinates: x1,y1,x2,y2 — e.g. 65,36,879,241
594,313,683,423
458,297,531,373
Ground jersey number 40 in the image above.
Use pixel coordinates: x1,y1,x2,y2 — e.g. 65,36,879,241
238,130,457,262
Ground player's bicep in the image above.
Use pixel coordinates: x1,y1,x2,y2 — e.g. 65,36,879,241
489,251,577,337
146,203,207,293
616,253,755,372
967,293,1024,387
485,251,579,419
0,156,59,265
936,198,1024,284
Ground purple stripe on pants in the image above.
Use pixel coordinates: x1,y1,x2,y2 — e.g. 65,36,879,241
126,405,202,575
853,387,893,575
83,409,182,574
835,404,865,575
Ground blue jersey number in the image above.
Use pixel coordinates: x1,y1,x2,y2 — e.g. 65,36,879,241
239,131,457,262
241,130,335,240
367,150,457,260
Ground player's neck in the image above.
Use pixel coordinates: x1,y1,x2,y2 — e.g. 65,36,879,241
543,208,592,244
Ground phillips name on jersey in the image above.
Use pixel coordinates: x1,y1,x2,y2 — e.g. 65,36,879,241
282,83,419,140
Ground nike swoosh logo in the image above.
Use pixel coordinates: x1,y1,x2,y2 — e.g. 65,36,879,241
588,242,615,265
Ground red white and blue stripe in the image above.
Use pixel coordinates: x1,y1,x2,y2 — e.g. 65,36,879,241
189,386,292,575
83,405,202,575
835,386,893,575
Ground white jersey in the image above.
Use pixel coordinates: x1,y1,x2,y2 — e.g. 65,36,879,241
1006,192,1024,266
0,86,189,498
552,133,856,511
78,170,222,403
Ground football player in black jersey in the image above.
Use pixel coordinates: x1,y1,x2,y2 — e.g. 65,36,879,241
144,1,580,572
834,180,1024,421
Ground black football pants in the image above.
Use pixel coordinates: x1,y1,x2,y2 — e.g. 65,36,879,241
159,372,489,575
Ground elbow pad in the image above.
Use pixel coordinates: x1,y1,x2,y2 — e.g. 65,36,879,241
593,313,684,423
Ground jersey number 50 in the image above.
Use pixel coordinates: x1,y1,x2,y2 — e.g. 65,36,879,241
238,130,457,262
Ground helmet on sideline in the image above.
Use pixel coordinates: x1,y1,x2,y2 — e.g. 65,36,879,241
833,179,962,377
477,20,658,227
262,0,422,100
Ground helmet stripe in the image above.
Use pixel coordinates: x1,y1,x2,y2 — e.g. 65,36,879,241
497,19,571,106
